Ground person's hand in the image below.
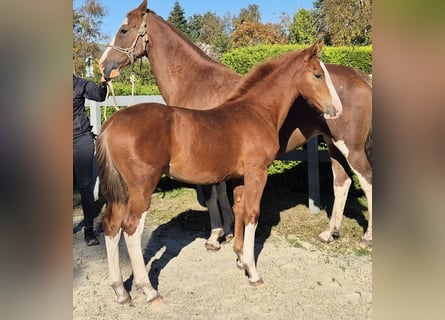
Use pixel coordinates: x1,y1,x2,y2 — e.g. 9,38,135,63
100,76,108,86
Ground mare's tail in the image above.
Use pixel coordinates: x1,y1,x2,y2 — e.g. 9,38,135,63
365,125,372,167
95,127,129,204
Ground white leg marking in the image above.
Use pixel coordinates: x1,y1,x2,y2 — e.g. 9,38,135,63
321,61,343,116
105,228,131,303
106,228,123,284
123,211,159,301
243,223,261,283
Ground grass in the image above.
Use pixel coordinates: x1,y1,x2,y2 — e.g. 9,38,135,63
73,161,371,257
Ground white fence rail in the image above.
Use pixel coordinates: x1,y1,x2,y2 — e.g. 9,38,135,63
86,96,330,213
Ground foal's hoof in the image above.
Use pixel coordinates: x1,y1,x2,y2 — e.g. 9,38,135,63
249,278,264,287
148,294,163,305
236,258,245,270
205,241,221,251
116,294,132,305
359,238,372,248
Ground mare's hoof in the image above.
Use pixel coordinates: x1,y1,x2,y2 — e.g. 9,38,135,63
318,230,334,243
224,233,234,243
148,294,163,305
249,278,264,287
359,238,372,248
205,241,221,251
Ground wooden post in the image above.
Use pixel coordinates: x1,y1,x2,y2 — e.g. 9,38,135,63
307,136,321,213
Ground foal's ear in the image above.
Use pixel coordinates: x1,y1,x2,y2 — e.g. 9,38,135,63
304,39,324,62
138,0,148,14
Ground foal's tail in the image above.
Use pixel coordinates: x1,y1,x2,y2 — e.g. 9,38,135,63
365,125,372,167
95,127,129,204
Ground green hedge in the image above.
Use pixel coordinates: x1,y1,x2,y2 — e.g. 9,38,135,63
221,44,372,74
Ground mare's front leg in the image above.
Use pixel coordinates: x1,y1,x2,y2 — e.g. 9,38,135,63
215,182,234,242
202,184,225,251
332,138,372,247
123,187,162,303
103,202,131,304
318,140,352,243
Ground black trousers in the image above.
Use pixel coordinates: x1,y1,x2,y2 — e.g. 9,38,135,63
73,132,97,229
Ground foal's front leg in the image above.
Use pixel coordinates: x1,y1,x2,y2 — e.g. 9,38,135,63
234,170,267,285
232,184,245,270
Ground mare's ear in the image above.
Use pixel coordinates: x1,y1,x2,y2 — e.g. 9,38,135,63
138,0,148,14
304,39,324,62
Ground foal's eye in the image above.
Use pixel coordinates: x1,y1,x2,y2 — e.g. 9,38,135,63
120,28,128,34
314,73,322,79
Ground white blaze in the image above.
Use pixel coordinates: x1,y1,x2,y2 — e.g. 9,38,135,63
320,61,343,116
99,18,128,64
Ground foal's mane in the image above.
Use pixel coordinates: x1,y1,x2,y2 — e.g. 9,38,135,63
225,49,306,103
146,9,219,65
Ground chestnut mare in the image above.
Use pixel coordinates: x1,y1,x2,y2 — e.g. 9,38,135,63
100,1,373,250
96,41,342,303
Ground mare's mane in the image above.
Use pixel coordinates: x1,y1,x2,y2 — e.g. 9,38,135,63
146,9,220,65
226,49,306,103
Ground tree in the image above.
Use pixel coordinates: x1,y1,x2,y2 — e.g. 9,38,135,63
230,21,287,48
289,9,317,45
313,0,372,46
167,1,188,36
232,4,261,28
73,0,107,76
188,11,230,55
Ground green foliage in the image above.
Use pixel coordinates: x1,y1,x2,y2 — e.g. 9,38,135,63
320,46,373,74
168,1,189,36
232,4,261,28
289,9,317,45
221,44,372,74
313,0,372,46
221,44,304,74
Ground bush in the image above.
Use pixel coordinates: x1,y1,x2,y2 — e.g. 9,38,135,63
221,44,372,74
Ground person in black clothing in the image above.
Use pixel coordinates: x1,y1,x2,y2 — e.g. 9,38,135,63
73,75,108,246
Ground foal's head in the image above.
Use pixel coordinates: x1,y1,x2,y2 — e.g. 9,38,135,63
99,0,148,79
296,41,342,119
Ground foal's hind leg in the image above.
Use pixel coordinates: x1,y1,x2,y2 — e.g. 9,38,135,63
203,184,225,251
103,202,132,304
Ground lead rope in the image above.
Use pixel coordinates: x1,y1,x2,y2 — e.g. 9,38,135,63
103,69,137,120
129,71,135,106
103,81,120,121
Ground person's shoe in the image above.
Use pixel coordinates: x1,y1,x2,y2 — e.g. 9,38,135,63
84,226,100,246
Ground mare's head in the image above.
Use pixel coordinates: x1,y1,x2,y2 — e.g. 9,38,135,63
99,0,148,79
297,41,342,119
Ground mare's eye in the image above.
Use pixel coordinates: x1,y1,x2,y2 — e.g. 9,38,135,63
120,28,128,34
314,73,322,79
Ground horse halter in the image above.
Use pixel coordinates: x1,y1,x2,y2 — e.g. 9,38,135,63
107,13,148,66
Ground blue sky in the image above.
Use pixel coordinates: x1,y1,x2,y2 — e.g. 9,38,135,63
74,0,314,38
